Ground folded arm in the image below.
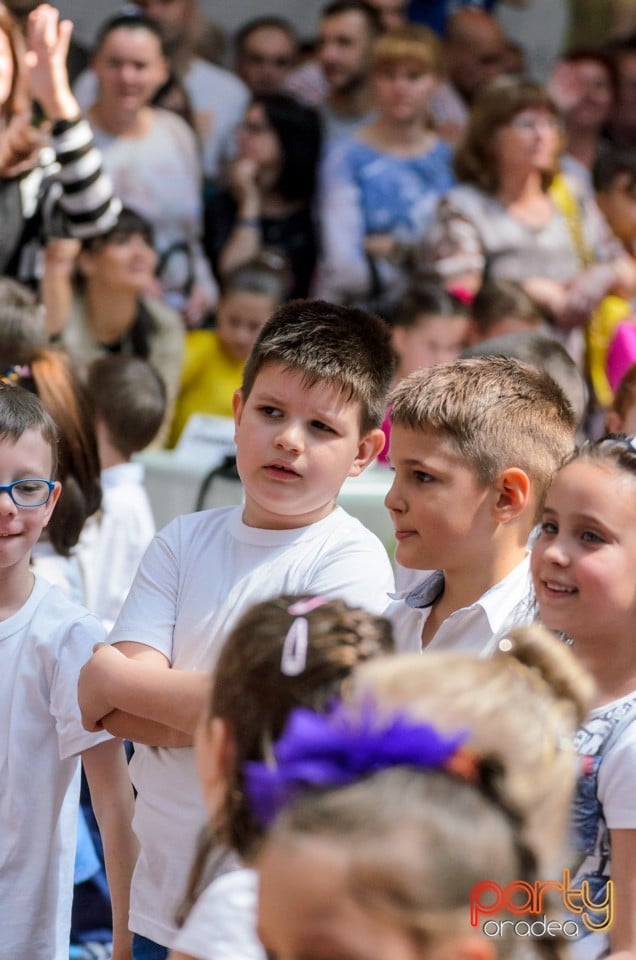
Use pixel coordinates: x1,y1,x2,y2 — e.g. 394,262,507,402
78,641,210,736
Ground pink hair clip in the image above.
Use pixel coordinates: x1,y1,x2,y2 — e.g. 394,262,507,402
281,596,330,677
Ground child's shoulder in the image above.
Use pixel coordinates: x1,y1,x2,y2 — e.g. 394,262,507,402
1,575,104,652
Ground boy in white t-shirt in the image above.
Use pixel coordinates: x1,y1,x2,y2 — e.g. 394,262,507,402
0,383,136,960
78,299,396,956
78,355,166,631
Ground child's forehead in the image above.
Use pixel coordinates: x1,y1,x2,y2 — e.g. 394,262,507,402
253,361,361,413
0,426,54,466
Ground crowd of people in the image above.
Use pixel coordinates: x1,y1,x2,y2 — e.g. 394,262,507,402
0,1,636,960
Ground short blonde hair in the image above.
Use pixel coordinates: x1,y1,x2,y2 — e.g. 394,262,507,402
390,355,576,509
371,25,442,76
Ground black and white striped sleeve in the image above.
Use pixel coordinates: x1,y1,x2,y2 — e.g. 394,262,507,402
48,116,121,238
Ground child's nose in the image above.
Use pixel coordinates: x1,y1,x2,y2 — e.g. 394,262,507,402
275,422,304,453
384,476,404,512
541,538,570,566
0,490,17,515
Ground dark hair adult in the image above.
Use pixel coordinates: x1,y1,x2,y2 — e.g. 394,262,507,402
204,94,322,300
322,0,382,35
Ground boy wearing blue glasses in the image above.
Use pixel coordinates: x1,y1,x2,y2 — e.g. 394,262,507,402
0,383,136,960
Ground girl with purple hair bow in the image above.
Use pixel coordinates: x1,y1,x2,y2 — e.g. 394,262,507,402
249,624,594,960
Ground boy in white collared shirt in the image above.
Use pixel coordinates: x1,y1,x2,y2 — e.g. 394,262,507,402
384,356,576,654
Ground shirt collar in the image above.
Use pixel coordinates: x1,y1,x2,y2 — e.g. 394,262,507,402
401,554,532,630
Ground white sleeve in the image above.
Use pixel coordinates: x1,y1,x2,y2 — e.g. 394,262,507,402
598,721,636,828
308,528,395,615
172,871,266,960
107,521,181,661
51,613,111,759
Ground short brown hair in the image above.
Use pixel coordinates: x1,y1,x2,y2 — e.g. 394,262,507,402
471,278,543,336
390,355,576,504
241,299,394,434
86,355,166,458
455,76,561,193
371,25,442,75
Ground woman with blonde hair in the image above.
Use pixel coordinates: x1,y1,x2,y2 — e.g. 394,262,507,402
315,25,454,314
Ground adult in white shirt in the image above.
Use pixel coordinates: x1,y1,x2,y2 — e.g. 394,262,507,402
74,1,249,182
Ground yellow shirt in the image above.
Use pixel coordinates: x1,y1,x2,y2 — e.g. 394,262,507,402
167,330,244,447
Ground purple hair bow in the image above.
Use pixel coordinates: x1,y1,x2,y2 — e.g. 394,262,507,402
244,702,469,827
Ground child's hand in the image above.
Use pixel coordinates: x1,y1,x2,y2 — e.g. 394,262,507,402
78,643,127,732
25,5,79,121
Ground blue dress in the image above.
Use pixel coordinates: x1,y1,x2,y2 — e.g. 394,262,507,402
316,136,454,306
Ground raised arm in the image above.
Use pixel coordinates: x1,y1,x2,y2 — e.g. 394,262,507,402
27,5,119,238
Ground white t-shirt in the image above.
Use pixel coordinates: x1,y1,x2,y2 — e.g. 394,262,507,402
108,504,394,946
172,867,265,960
0,576,108,960
91,108,216,303
77,463,156,632
73,58,249,181
385,555,535,655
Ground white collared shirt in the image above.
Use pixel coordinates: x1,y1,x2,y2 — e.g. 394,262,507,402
385,555,535,656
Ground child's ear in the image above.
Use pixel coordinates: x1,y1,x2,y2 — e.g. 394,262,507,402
348,428,386,477
41,481,62,528
492,467,530,522
232,389,244,435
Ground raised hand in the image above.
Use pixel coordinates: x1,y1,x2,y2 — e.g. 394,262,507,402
25,4,79,120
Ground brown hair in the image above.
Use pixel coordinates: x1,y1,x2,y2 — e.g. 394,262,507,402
389,355,576,509
455,76,561,193
371,25,442,76
471,278,544,336
86,355,166,458
29,352,101,555
241,299,394,434
0,380,58,473
179,595,392,921
0,303,101,555
559,433,636,483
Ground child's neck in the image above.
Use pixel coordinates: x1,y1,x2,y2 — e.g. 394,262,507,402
572,635,636,706
96,423,128,471
422,544,528,645
0,565,35,621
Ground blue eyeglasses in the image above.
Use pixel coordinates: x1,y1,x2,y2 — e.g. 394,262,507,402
0,479,55,507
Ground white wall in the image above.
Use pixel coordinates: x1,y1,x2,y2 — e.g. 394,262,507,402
56,1,319,47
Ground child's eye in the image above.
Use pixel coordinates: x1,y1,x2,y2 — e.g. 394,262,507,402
259,406,283,418
311,420,335,434
581,530,605,544
539,520,558,535
414,471,434,483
